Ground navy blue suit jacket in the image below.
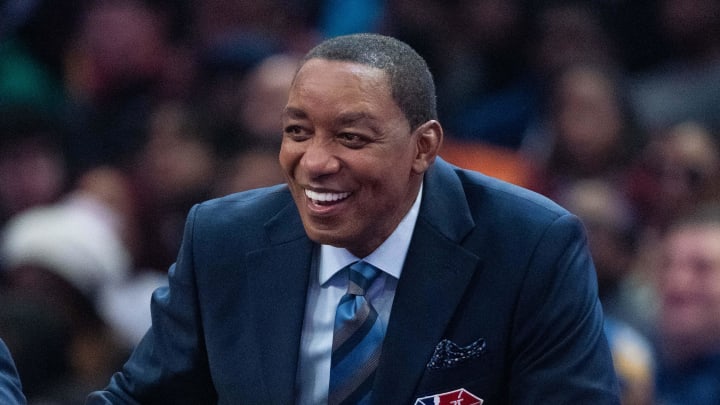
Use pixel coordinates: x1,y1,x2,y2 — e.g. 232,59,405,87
0,339,26,404
88,159,619,404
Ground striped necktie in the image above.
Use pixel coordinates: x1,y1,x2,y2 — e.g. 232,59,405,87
329,260,384,405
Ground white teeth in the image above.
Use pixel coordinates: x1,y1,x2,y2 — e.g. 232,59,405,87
305,189,351,202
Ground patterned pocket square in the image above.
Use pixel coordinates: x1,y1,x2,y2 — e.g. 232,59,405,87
427,338,487,370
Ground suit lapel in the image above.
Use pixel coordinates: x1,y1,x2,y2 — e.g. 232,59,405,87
373,159,482,403
245,200,315,404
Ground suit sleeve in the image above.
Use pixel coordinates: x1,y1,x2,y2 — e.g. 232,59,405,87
0,339,26,405
509,213,620,404
87,204,217,404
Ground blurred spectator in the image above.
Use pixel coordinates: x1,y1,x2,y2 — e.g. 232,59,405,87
0,105,70,226
627,121,720,233
0,184,133,403
0,164,164,403
190,0,316,161
237,53,301,148
440,1,621,149
210,53,298,197
74,167,138,258
212,145,285,198
1,191,132,295
629,0,720,135
194,53,300,162
559,179,655,405
130,101,219,271
525,63,643,202
64,0,173,103
622,122,720,365
71,168,166,349
654,203,720,404
62,0,193,173
435,0,534,148
528,2,618,79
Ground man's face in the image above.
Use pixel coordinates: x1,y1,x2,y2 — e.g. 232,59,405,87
279,59,427,257
659,224,720,356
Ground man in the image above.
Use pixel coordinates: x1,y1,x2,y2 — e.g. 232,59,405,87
88,33,619,404
0,339,26,404
655,204,720,404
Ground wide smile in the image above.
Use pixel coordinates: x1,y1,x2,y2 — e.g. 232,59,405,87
304,189,352,205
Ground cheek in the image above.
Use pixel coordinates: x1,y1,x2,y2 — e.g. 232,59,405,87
360,175,411,218
279,142,300,173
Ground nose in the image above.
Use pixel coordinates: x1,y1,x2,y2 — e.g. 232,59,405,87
300,136,341,178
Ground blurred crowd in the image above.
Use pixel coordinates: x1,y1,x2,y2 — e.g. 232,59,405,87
0,0,719,404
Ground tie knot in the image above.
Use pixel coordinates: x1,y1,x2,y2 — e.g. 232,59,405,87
347,261,380,296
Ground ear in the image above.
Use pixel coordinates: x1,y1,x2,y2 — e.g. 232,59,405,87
412,120,443,174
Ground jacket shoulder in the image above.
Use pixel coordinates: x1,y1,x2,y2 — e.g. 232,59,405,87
196,184,292,220
445,161,571,224
186,184,301,246
468,168,565,212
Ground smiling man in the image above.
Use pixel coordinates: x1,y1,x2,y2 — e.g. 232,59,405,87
280,56,437,259
88,33,619,404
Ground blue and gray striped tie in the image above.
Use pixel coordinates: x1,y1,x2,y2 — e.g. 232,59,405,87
329,261,384,405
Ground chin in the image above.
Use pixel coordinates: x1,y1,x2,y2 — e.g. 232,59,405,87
306,227,364,251
304,225,343,244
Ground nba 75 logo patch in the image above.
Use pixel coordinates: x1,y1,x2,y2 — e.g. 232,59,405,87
414,388,483,405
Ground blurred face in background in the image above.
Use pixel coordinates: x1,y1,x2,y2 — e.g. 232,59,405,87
642,123,720,227
0,137,67,218
659,223,720,363
551,66,623,170
67,0,168,98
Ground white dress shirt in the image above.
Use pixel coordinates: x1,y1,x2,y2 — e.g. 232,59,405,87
295,185,423,404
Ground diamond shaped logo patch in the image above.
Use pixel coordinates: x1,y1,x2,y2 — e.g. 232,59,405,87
414,388,484,405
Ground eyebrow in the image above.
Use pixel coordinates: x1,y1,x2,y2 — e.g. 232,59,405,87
336,111,373,126
282,107,307,120
282,108,378,129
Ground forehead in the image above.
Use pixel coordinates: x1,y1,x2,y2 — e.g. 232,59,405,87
290,59,391,99
666,225,720,259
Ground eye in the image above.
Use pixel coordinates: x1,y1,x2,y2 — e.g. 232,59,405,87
337,132,368,148
283,125,310,141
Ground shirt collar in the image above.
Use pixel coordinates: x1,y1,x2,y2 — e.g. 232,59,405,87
319,183,423,285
